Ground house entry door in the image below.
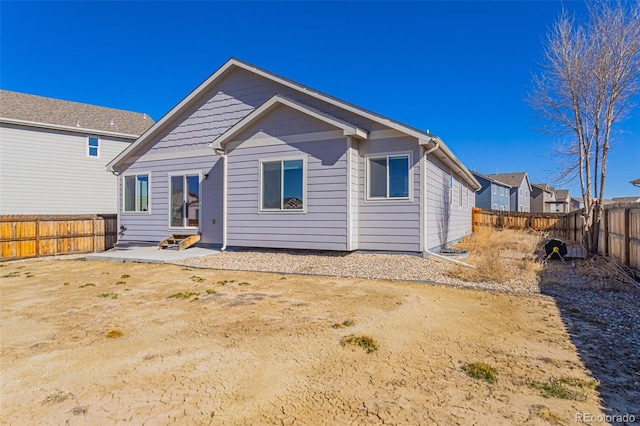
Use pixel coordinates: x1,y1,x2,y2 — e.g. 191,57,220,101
171,174,200,228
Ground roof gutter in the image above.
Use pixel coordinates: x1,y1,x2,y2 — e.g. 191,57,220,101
0,117,141,139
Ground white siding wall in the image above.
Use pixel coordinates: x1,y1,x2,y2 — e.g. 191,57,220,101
425,154,474,251
0,124,131,214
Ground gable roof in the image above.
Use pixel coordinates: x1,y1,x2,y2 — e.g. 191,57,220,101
0,89,154,138
211,95,368,149
555,189,570,201
471,171,511,188
107,58,480,190
532,183,554,193
484,172,532,191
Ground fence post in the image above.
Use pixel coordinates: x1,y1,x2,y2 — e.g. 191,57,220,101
624,208,631,268
35,217,40,257
603,208,609,256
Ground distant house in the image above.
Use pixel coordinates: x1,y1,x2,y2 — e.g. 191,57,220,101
611,196,640,203
483,172,531,212
570,197,585,211
0,90,154,214
471,171,511,211
552,189,571,213
531,183,556,213
106,58,481,254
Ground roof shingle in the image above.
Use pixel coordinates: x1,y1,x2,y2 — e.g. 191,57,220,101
0,90,154,136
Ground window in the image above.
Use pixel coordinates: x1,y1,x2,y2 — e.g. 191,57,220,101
368,154,410,199
493,203,498,210
449,174,454,205
124,174,149,212
494,186,497,195
458,180,463,207
261,158,304,211
464,186,468,209
87,136,99,157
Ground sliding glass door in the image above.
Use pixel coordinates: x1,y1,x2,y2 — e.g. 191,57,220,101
170,174,200,228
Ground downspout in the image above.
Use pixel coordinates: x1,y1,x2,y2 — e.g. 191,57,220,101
421,139,475,268
209,144,228,251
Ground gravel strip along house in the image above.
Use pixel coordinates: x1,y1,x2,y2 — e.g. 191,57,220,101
107,59,480,254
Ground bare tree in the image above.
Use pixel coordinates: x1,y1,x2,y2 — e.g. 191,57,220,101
529,1,640,253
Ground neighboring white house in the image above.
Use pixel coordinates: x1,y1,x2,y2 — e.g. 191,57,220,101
107,58,481,254
0,90,154,214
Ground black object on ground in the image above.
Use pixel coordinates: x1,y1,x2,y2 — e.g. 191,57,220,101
545,238,568,261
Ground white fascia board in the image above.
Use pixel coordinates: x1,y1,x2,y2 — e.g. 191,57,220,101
0,117,139,140
212,95,367,149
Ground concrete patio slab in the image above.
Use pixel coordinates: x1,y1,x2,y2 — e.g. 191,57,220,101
86,246,219,264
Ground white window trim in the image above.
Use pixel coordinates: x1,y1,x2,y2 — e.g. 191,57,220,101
449,172,453,206
122,172,151,214
258,155,307,214
458,179,463,208
87,136,100,158
364,151,413,202
168,170,202,230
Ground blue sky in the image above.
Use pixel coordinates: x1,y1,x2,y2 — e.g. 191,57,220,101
1,1,638,198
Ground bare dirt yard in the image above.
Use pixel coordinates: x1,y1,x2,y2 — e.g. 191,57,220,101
1,258,608,425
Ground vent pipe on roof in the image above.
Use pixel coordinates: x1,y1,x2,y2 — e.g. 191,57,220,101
75,119,81,127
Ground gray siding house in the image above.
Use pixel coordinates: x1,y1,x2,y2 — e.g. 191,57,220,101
531,183,556,213
484,172,531,212
107,59,480,254
471,172,511,211
0,90,153,214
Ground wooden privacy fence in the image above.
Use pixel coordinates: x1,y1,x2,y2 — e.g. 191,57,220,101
472,204,640,272
564,203,640,272
0,214,117,261
471,208,566,233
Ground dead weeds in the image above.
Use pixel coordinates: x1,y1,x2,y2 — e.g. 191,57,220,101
448,227,543,284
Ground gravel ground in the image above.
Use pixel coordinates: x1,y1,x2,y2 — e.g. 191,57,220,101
539,261,640,421
174,248,542,294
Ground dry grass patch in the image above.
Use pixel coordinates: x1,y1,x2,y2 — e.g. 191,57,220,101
462,362,498,384
105,329,124,339
448,227,543,284
529,377,597,401
341,335,379,353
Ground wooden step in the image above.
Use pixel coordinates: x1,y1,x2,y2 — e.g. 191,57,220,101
160,234,201,251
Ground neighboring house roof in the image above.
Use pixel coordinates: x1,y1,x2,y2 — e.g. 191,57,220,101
555,189,570,202
532,183,554,193
0,89,154,138
611,196,640,203
484,172,532,191
471,171,512,188
107,58,480,190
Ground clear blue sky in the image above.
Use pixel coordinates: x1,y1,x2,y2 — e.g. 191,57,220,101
2,1,638,198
